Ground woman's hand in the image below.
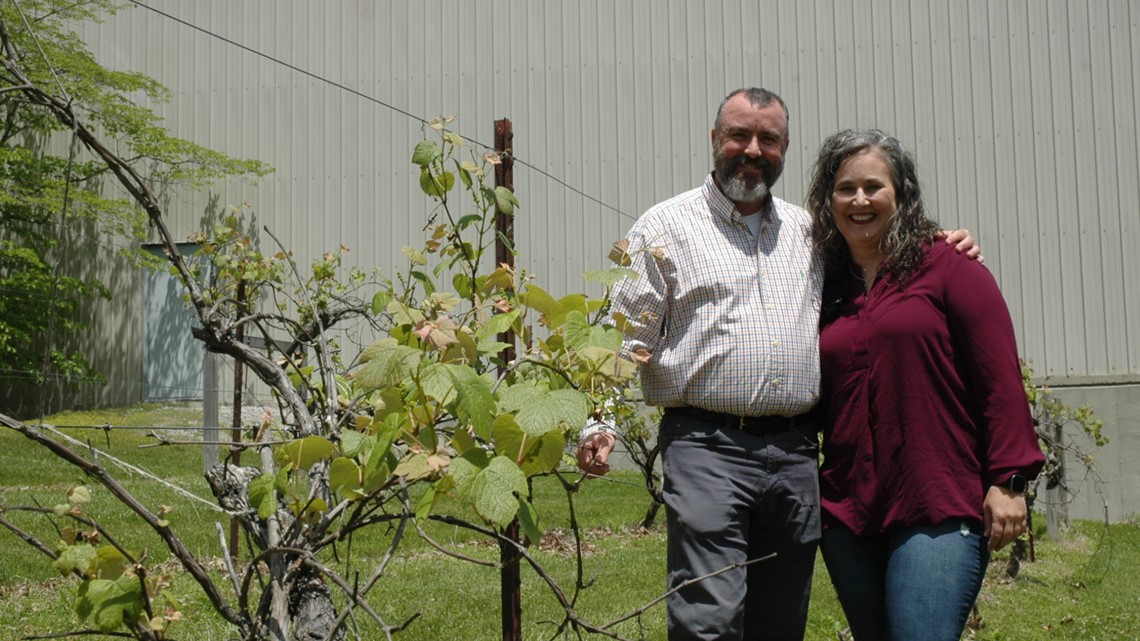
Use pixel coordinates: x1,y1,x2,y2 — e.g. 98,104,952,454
983,485,1028,551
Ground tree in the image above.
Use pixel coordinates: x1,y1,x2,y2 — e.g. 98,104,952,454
0,0,269,390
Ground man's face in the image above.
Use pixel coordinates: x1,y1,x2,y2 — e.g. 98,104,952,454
711,97,789,208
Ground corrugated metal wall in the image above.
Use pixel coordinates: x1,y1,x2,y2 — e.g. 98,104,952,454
64,0,1136,404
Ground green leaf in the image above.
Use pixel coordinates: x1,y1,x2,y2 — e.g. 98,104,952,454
355,341,421,390
373,288,396,312
415,482,438,522
493,186,519,215
445,364,497,440
453,272,472,299
401,245,428,266
457,163,473,189
469,456,528,527
448,452,484,498
492,414,566,476
362,441,394,493
420,362,457,405
67,486,92,505
420,170,456,197
583,266,639,288
515,388,590,436
384,300,425,326
329,457,364,497
412,139,440,166
394,452,437,481
520,284,561,317
248,473,278,520
275,436,336,471
76,577,143,633
517,497,543,546
477,310,520,342
564,310,622,354
497,382,544,414
476,339,515,355
340,429,367,457
410,270,436,296
91,545,129,580
456,213,483,231
54,542,96,577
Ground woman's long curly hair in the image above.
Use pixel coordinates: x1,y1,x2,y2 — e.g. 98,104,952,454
806,129,939,325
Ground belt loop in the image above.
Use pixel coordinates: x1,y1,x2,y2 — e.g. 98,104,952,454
738,416,745,431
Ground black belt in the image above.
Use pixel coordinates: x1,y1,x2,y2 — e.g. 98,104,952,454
665,406,812,435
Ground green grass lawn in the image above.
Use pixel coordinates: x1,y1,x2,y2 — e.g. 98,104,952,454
2,404,1138,640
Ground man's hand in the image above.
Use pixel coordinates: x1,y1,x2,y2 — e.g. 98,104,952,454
576,432,616,477
938,228,984,263
983,485,1029,551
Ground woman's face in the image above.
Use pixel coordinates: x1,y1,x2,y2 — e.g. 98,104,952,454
830,148,898,255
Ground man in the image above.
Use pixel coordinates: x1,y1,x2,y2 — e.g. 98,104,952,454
577,88,977,641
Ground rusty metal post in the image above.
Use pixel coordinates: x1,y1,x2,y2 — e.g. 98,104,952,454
493,118,522,641
494,118,516,367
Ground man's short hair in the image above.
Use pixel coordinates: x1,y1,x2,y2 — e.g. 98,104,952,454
714,88,790,134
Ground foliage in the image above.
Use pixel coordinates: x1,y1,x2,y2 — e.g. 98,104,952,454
0,47,645,637
0,0,270,386
1021,361,1108,533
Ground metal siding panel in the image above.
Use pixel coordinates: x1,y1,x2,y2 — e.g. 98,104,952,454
831,0,857,136
1124,0,1140,376
1093,0,1131,378
928,1,961,232
871,0,896,128
1080,0,1116,376
790,0,818,204
686,1,710,186
1067,2,1102,378
908,1,938,205
953,4,980,266
1047,0,1086,378
985,0,1025,330
814,0,841,148
890,0,916,147
851,0,876,126
1006,0,1047,366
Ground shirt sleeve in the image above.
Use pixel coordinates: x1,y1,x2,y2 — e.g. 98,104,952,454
611,221,671,363
941,251,1045,487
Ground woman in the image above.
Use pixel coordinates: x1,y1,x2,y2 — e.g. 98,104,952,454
805,129,1044,641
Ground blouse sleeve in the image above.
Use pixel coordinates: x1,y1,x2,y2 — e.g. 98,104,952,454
941,251,1045,487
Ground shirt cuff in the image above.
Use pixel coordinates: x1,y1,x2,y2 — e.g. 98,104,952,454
580,420,616,440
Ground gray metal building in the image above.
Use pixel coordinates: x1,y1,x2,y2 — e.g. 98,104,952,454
6,1,1138,520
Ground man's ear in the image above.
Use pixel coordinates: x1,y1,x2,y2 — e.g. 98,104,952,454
711,127,718,148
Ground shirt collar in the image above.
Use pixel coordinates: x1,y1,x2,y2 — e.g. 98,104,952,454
703,173,776,224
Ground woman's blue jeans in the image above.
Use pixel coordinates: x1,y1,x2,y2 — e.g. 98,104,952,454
820,521,989,641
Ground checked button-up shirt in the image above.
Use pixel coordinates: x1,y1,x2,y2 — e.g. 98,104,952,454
614,174,823,417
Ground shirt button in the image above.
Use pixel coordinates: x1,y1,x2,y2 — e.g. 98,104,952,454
772,340,780,348
766,305,774,312
761,269,768,276
772,378,783,388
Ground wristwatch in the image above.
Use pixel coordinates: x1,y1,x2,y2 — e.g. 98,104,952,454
999,474,1029,494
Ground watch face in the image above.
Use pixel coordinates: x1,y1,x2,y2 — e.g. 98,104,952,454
1007,475,1028,493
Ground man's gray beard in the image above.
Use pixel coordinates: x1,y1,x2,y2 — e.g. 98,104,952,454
720,175,769,205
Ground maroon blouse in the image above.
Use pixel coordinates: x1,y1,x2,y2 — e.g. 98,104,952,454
818,242,1045,534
